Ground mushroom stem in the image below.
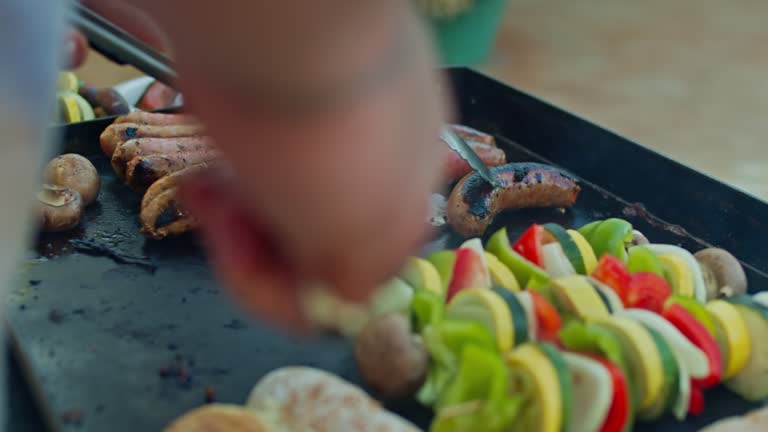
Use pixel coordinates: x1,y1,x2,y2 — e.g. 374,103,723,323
37,184,83,232
694,248,747,300
37,186,71,206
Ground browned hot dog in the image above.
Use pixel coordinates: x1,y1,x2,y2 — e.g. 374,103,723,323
139,163,214,239
124,148,221,191
111,136,213,179
447,162,581,237
99,123,206,157
113,111,199,126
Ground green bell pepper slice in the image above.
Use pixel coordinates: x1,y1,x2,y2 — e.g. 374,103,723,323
578,220,602,240
559,320,638,410
418,320,497,406
486,227,549,288
431,345,522,432
411,288,445,333
627,245,664,276
559,320,627,374
580,218,633,261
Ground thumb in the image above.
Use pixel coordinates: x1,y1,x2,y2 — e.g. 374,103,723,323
64,30,89,69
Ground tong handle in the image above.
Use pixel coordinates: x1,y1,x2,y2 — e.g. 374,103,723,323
68,4,178,88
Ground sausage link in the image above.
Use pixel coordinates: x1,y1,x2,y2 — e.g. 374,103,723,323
112,136,213,179
140,162,217,239
99,123,206,157
447,162,581,237
113,111,200,126
124,149,221,191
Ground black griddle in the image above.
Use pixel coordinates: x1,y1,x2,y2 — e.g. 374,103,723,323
7,67,768,431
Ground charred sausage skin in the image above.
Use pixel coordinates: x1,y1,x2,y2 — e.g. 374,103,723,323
140,163,213,239
112,136,213,179
447,162,581,237
124,148,220,192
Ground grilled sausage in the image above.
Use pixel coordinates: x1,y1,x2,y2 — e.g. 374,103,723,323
112,136,213,179
447,162,581,237
139,162,214,239
140,188,196,240
99,123,206,157
113,111,200,126
450,124,496,147
443,141,506,183
124,148,221,191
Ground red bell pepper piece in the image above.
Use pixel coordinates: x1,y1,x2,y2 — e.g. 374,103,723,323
592,255,631,301
688,382,705,416
624,272,672,313
513,224,545,267
446,247,488,302
586,355,631,432
528,291,562,343
662,304,723,388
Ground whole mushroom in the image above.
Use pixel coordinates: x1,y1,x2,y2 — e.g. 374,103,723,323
37,184,83,232
694,248,747,300
44,153,100,205
354,313,428,399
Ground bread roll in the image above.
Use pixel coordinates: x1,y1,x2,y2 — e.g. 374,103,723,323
246,366,421,431
163,404,270,432
700,406,768,432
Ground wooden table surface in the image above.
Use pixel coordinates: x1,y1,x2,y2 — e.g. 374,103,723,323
77,1,768,200
480,0,768,200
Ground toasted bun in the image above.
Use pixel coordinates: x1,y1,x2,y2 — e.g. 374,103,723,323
701,406,768,432
163,404,271,432
246,366,420,431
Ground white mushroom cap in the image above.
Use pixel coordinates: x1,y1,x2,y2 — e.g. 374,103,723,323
694,248,747,300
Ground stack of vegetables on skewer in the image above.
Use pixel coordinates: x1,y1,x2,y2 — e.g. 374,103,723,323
350,218,768,432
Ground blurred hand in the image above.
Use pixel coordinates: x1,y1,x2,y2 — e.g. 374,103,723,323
81,1,451,330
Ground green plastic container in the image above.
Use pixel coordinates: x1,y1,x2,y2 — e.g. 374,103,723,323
427,0,509,66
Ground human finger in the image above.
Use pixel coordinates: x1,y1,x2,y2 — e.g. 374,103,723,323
64,29,89,69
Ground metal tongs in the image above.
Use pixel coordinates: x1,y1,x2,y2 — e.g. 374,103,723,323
70,4,500,186
67,3,176,87
441,127,503,187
